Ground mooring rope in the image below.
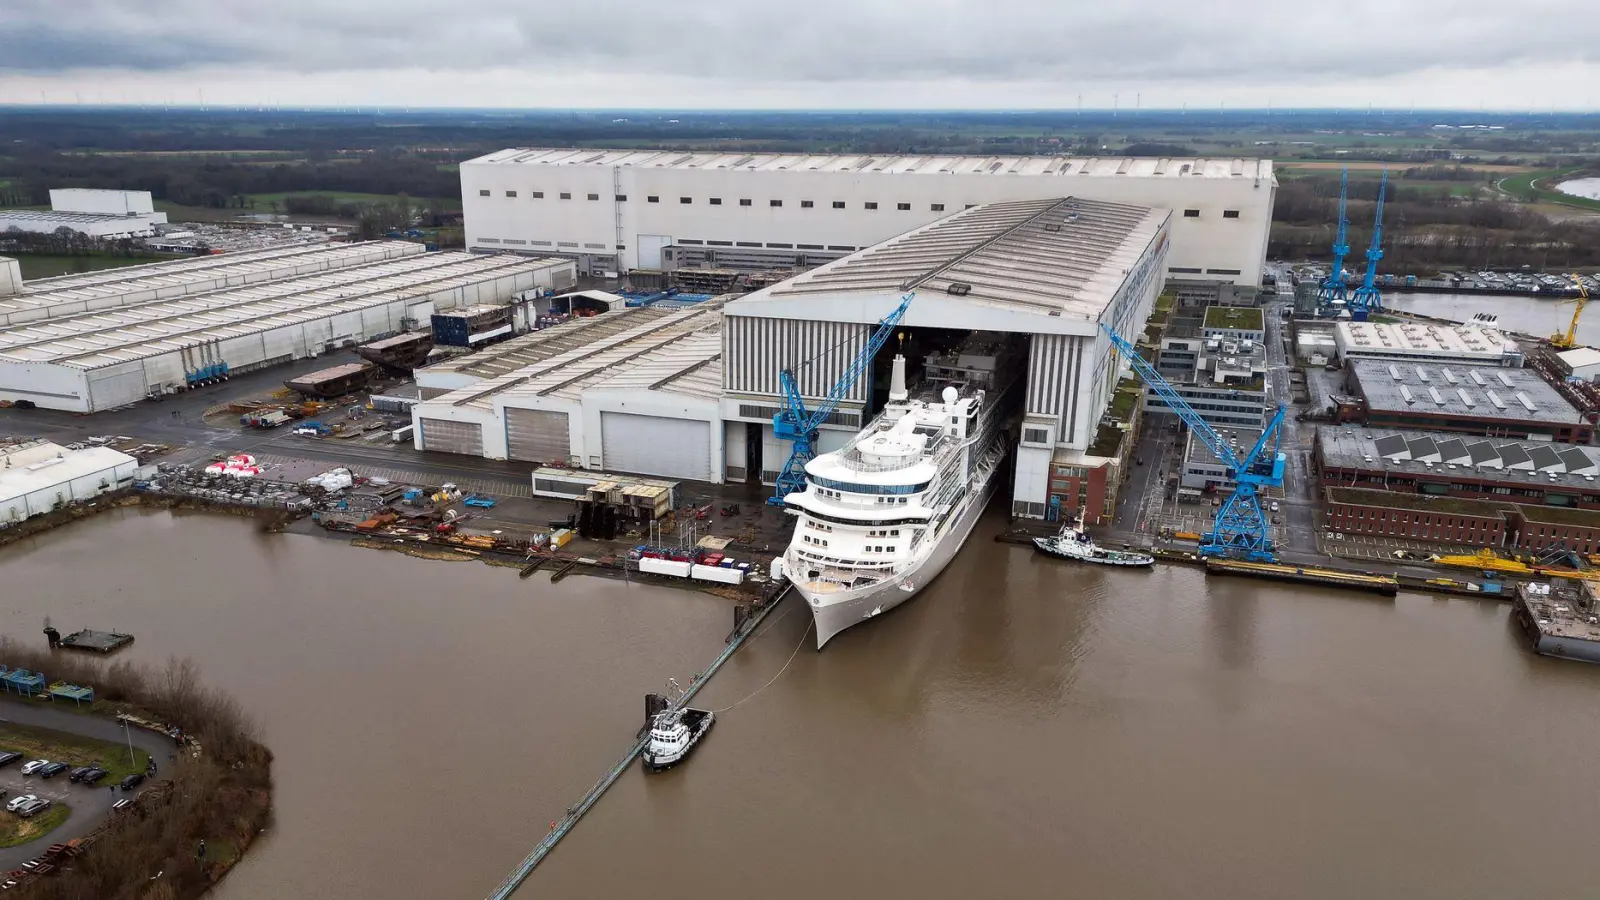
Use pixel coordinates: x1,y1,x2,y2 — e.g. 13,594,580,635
712,615,813,713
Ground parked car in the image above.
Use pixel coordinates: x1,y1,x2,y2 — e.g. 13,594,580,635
38,762,70,779
17,798,51,818
119,773,145,791
68,766,96,783
5,794,38,813
1269,501,1280,512
0,751,21,767
79,767,108,785
18,760,49,776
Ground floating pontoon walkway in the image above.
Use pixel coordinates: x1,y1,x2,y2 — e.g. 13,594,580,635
483,586,791,900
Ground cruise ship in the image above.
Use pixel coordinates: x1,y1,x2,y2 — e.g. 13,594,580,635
779,341,1022,648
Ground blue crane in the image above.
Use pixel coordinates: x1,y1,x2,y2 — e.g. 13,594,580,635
1346,169,1388,321
1315,168,1352,317
768,291,916,506
1101,324,1287,561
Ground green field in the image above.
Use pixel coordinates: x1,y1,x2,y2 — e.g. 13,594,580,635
1496,167,1600,211
13,254,178,280
0,802,69,848
248,190,460,210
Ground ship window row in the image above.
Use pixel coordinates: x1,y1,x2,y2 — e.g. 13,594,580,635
812,477,928,496
866,528,901,537
802,535,830,548
797,509,929,528
806,521,833,533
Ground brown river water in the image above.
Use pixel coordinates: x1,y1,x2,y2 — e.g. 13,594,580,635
4,508,1600,899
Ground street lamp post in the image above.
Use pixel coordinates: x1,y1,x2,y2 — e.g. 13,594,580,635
120,718,135,767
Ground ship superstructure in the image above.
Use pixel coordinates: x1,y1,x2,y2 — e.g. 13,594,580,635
780,340,1021,647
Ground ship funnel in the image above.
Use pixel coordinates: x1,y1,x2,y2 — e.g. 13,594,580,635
889,354,908,403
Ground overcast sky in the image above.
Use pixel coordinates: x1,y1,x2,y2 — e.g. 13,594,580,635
2,0,1597,111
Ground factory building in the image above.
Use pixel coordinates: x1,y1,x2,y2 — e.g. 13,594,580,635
410,197,1168,521
1556,347,1600,383
1323,486,1600,555
0,241,424,327
0,189,167,239
460,148,1272,289
722,197,1169,520
1340,359,1590,443
1316,425,1600,511
1333,320,1522,366
409,300,726,481
0,250,573,412
0,440,139,525
1145,329,1268,429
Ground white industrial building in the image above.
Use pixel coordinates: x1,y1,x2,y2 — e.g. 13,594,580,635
0,440,139,524
409,197,1168,516
0,241,424,327
0,189,167,239
1333,320,1523,367
0,250,574,412
410,301,726,480
460,148,1272,287
1557,347,1600,382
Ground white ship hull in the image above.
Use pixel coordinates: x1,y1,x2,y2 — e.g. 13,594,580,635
796,463,1000,649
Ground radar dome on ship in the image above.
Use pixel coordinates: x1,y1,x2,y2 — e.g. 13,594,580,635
942,386,958,405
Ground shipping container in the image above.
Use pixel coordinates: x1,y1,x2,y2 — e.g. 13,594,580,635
640,557,692,578
691,564,744,585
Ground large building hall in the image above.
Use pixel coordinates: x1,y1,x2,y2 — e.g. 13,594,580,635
460,148,1273,286
415,196,1170,520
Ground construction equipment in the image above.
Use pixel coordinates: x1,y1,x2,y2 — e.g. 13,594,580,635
1428,548,1532,574
1549,274,1590,350
768,291,916,505
1315,168,1352,318
1346,170,1388,322
1103,324,1286,561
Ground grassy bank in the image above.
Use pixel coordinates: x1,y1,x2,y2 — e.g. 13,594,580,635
0,803,70,849
0,640,272,900
248,190,460,210
1497,167,1600,211
0,721,151,783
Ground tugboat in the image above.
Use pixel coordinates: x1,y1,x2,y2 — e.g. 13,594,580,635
1033,509,1155,568
642,680,715,772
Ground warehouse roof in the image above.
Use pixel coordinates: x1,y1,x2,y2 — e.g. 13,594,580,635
436,299,728,410
0,253,568,371
1557,347,1600,371
0,242,420,324
1317,425,1600,486
426,306,679,380
0,252,458,355
736,197,1165,320
1324,486,1515,517
1349,359,1580,425
16,241,343,295
0,209,155,226
467,148,1274,181
0,441,137,504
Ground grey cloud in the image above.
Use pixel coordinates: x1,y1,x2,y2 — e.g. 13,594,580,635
1,0,1597,90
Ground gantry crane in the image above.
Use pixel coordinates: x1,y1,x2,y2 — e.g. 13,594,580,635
1102,324,1287,561
1549,274,1590,350
1315,168,1352,317
768,292,915,505
1346,169,1388,322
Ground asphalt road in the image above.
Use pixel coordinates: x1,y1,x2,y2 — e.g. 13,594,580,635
0,699,169,871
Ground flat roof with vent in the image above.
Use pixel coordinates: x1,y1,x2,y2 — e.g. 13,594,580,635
1318,425,1600,486
1348,359,1578,425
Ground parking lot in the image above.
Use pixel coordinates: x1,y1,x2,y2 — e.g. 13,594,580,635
1316,531,1489,563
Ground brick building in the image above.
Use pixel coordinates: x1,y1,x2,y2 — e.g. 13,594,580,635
1323,487,1513,546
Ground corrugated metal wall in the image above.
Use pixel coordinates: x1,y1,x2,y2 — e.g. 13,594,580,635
419,418,485,456
504,408,570,464
723,314,870,401
1026,334,1086,446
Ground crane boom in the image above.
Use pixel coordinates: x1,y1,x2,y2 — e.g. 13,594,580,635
1347,169,1387,320
1316,169,1351,316
1101,323,1287,561
768,292,915,504
1551,275,1589,349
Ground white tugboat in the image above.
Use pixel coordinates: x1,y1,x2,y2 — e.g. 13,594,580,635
641,680,715,772
1033,522,1155,567
780,341,1022,648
